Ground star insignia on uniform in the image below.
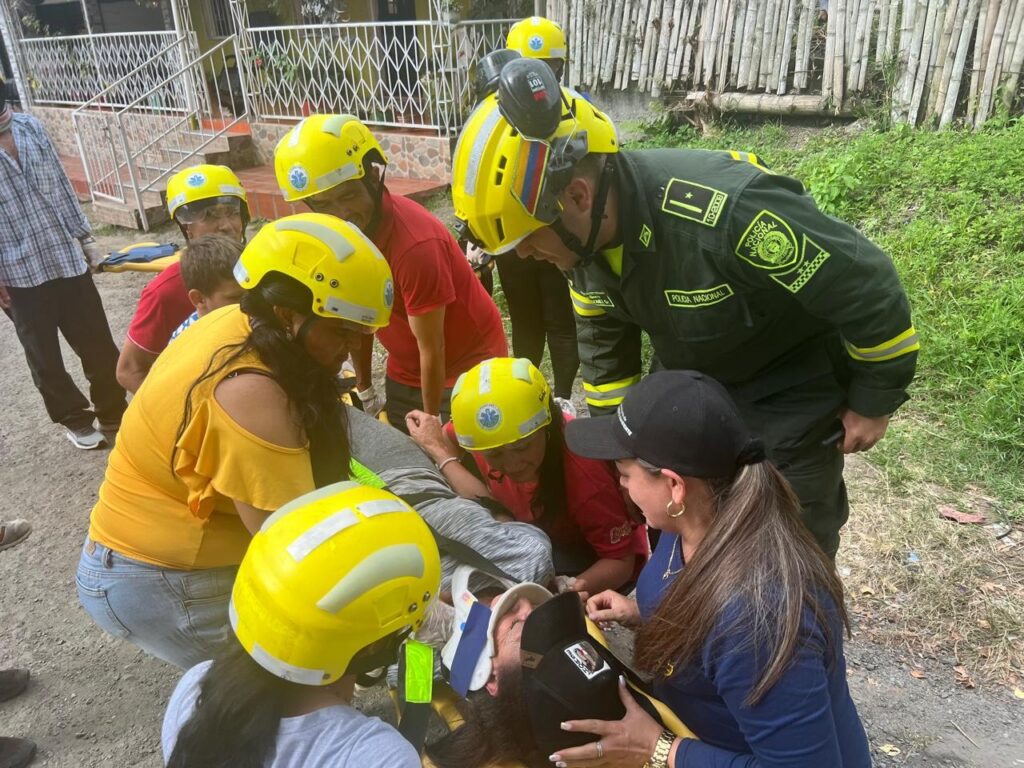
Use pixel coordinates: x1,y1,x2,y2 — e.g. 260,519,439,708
639,224,653,247
685,192,694,199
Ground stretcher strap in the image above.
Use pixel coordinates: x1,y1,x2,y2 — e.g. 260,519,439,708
395,491,518,584
397,640,434,755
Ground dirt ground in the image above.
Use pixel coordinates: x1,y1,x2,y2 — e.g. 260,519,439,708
0,214,1021,767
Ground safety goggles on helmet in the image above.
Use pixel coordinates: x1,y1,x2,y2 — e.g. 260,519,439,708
174,196,243,225
452,59,618,256
166,164,249,223
230,481,442,686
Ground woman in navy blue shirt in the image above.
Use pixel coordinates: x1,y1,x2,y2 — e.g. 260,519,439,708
559,370,870,768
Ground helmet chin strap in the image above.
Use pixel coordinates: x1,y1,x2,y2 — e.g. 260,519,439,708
363,164,388,238
295,314,319,346
549,157,617,268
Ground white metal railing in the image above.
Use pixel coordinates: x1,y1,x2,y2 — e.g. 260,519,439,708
20,31,185,107
237,18,513,130
449,19,513,120
72,36,249,230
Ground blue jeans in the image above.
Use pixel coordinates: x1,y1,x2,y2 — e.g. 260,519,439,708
75,537,237,669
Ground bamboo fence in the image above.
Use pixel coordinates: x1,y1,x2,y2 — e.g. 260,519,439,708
544,0,1024,126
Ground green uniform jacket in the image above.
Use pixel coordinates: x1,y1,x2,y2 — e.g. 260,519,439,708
568,149,919,428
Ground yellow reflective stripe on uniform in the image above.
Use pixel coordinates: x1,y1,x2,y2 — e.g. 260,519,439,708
569,286,606,317
728,150,771,173
583,375,641,407
844,327,921,362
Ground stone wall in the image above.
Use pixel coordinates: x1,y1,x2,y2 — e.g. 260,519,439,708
251,119,453,182
30,107,455,184
27,105,79,157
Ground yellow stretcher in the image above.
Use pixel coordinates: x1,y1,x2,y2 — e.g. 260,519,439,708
396,618,696,767
98,242,181,273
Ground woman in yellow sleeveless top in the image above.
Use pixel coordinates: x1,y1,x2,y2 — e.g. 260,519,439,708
76,213,395,669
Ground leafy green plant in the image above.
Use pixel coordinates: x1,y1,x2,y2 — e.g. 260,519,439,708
803,153,862,215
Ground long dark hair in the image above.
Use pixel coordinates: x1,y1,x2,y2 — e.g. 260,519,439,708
531,400,568,529
172,273,350,488
167,643,293,768
425,663,546,768
634,461,849,706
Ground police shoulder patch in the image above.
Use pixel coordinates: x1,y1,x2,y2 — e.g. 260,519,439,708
734,210,799,270
661,179,728,228
734,212,832,294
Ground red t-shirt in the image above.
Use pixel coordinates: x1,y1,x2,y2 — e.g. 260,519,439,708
372,190,507,387
125,261,195,355
444,421,649,568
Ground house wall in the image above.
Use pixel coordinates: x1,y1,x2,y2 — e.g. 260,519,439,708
250,119,451,181
29,105,79,157
96,0,167,32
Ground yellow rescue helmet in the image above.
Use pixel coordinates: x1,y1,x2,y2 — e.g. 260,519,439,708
506,16,568,61
166,164,249,222
451,357,552,451
230,481,441,686
274,114,388,203
234,213,394,329
452,88,618,254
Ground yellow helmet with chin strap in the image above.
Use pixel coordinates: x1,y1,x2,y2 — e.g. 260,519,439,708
274,114,388,203
234,213,395,329
230,481,441,686
506,16,567,61
452,77,618,256
166,164,249,223
451,357,553,451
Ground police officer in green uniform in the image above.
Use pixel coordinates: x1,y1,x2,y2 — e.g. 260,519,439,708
450,61,918,557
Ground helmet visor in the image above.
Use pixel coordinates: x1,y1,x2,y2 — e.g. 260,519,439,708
176,196,243,225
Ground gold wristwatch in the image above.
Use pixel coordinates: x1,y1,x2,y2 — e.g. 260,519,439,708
642,730,676,768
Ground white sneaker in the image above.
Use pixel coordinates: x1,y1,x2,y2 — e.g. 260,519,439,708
66,425,107,450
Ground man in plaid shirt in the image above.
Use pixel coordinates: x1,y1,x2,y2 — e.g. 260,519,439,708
0,90,126,450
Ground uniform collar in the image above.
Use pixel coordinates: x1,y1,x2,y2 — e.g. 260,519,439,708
613,152,658,256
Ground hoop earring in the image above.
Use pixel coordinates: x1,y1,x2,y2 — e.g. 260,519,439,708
667,500,686,518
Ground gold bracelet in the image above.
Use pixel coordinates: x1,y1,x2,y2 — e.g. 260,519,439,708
642,730,676,768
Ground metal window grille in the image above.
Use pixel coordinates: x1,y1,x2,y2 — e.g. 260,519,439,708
206,0,236,38
237,19,512,131
19,31,186,107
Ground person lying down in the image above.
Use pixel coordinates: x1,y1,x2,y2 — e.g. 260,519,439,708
425,566,694,768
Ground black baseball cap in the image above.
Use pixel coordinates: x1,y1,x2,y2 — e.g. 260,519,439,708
565,370,764,478
520,593,682,755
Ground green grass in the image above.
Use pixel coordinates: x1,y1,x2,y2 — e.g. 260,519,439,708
632,118,1024,516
